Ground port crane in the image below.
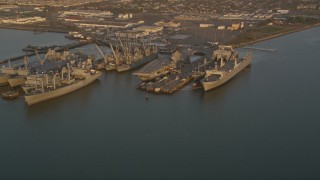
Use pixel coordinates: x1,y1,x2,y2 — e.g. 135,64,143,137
35,49,48,66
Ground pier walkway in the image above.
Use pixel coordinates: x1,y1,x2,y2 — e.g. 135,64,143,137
241,46,276,52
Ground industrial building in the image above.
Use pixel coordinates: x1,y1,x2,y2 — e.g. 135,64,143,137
133,25,163,34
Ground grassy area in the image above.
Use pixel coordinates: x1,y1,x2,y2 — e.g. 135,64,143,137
253,26,287,34
226,23,319,47
0,23,76,33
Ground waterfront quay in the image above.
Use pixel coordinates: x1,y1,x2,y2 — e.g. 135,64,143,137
0,41,91,65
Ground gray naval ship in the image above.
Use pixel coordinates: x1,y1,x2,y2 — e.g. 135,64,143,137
201,46,252,91
24,58,101,106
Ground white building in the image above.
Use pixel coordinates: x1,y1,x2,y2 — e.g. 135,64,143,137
60,10,113,18
116,30,147,38
118,13,133,19
199,23,214,28
133,26,163,34
154,21,180,28
0,17,46,24
277,10,289,14
217,26,225,30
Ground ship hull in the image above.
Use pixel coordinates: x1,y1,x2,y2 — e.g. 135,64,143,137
8,76,26,87
138,74,158,81
106,66,117,71
1,68,18,75
0,74,9,86
117,66,130,72
117,53,158,72
105,63,117,71
202,54,252,92
136,70,169,81
192,72,205,81
18,69,30,76
94,62,106,70
25,72,102,106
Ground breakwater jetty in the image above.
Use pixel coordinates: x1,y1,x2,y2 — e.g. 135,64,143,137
241,46,276,52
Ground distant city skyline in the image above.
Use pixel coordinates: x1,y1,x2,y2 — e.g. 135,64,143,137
0,0,108,7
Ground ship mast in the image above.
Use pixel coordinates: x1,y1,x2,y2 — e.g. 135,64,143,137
118,37,127,64
67,63,71,84
141,37,146,56
53,73,56,90
23,56,29,69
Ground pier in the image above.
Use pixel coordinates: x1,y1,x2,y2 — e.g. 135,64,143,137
0,41,91,65
241,46,276,52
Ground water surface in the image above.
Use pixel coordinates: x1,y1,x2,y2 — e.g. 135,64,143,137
0,27,320,179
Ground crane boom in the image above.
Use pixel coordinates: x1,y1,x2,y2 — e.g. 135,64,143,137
35,49,41,62
95,44,106,59
109,43,119,64
35,49,48,66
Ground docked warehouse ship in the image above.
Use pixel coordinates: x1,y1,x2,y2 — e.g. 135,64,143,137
23,54,101,106
201,46,252,91
133,51,181,81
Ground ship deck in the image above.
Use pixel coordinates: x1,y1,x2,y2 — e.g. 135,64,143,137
204,57,246,82
134,55,171,75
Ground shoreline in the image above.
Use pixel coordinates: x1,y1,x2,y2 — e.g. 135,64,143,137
0,25,68,33
232,22,320,48
1,22,320,49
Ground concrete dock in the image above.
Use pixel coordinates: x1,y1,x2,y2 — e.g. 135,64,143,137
0,41,91,65
138,49,211,94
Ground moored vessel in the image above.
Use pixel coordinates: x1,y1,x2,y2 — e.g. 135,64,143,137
133,51,179,81
201,49,252,92
24,68,101,106
2,90,19,100
24,56,101,106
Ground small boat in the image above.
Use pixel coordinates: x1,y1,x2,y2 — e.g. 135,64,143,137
2,90,19,100
7,75,26,87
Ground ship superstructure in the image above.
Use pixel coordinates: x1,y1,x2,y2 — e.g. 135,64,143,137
23,58,101,106
201,46,252,91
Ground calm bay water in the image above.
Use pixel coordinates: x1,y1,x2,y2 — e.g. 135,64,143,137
0,27,320,179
